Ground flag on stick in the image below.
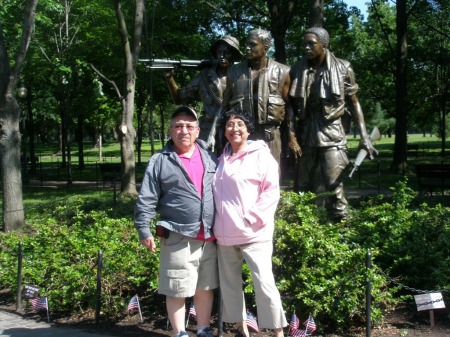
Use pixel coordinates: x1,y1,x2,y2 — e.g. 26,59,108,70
303,314,317,335
126,295,143,322
246,310,259,332
291,328,306,337
289,313,300,332
189,302,197,320
30,297,50,322
31,297,48,310
186,302,197,327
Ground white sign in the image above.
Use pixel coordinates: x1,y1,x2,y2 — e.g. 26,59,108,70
414,292,445,311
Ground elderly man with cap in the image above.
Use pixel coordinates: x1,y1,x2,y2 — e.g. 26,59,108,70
164,35,243,152
289,27,375,222
134,106,218,337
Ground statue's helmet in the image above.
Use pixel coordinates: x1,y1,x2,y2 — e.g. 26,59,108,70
210,35,243,61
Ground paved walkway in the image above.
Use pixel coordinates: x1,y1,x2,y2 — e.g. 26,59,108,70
0,310,118,337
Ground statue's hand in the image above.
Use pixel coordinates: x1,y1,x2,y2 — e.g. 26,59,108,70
163,69,174,79
359,137,375,159
288,133,302,159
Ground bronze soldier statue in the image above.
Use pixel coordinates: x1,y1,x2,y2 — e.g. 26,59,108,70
290,27,375,221
164,35,243,152
223,28,301,166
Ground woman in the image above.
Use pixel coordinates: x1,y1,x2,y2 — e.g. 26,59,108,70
213,109,287,337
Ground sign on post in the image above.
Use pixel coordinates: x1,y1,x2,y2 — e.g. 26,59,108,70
414,292,445,328
23,284,40,299
414,292,445,311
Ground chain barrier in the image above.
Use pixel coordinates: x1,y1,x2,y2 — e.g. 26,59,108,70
375,266,450,294
416,297,445,309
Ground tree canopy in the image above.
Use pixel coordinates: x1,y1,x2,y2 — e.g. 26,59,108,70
1,0,449,230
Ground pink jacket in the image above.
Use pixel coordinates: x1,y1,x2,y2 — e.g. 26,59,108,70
213,140,280,246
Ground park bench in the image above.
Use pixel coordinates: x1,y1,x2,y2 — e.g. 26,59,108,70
415,163,450,195
98,163,121,187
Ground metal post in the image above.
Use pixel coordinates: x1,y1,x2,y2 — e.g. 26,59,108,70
95,250,103,326
377,160,381,194
16,242,23,311
358,166,362,189
365,249,372,337
113,172,117,209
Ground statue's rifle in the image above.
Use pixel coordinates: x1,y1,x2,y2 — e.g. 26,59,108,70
348,127,381,178
139,58,216,70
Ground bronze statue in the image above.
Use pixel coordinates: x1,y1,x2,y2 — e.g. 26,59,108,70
164,35,243,152
289,27,375,221
223,28,301,166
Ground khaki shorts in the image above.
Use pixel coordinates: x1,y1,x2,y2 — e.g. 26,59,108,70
158,232,218,297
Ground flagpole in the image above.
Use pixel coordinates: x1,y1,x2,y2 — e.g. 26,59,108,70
185,310,190,328
136,296,143,323
45,297,50,323
288,310,294,336
305,313,309,336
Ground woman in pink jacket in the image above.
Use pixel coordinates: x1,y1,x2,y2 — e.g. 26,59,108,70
213,109,287,337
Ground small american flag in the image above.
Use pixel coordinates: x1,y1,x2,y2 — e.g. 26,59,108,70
304,315,317,334
30,297,48,311
289,313,300,331
291,328,306,337
126,295,140,313
246,311,259,332
189,302,197,321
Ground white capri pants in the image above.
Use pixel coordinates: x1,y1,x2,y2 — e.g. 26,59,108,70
218,240,287,329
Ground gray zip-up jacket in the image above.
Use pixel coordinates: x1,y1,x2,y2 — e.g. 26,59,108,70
134,139,218,241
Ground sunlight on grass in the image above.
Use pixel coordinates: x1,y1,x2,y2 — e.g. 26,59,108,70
18,134,450,192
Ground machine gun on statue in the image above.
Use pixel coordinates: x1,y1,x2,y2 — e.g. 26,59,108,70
348,127,381,178
139,58,216,71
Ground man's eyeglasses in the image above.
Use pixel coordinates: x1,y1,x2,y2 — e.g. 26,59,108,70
225,122,246,130
171,123,198,132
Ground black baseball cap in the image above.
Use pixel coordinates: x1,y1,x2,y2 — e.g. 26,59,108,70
171,106,198,120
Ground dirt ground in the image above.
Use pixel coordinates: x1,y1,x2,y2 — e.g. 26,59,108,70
1,290,449,337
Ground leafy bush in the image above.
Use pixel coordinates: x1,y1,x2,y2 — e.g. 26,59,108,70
1,181,449,333
270,191,395,333
347,179,450,293
0,201,158,318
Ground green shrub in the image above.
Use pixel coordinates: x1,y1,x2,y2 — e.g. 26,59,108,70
0,205,158,318
347,179,450,294
269,191,395,333
2,182,449,333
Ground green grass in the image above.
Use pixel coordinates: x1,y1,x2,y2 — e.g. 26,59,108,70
21,135,450,192
345,133,449,191
23,140,164,182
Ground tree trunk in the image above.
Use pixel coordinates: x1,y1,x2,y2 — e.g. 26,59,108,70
267,0,296,64
0,0,38,232
136,91,145,166
308,0,324,27
77,113,85,169
0,97,25,232
114,0,145,196
392,0,408,173
25,82,37,175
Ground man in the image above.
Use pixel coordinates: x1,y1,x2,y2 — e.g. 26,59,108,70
164,35,243,151
134,106,218,337
222,28,301,167
289,27,375,221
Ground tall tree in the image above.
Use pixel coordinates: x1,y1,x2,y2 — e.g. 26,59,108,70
392,0,409,173
0,0,38,232
309,0,324,27
114,0,144,195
